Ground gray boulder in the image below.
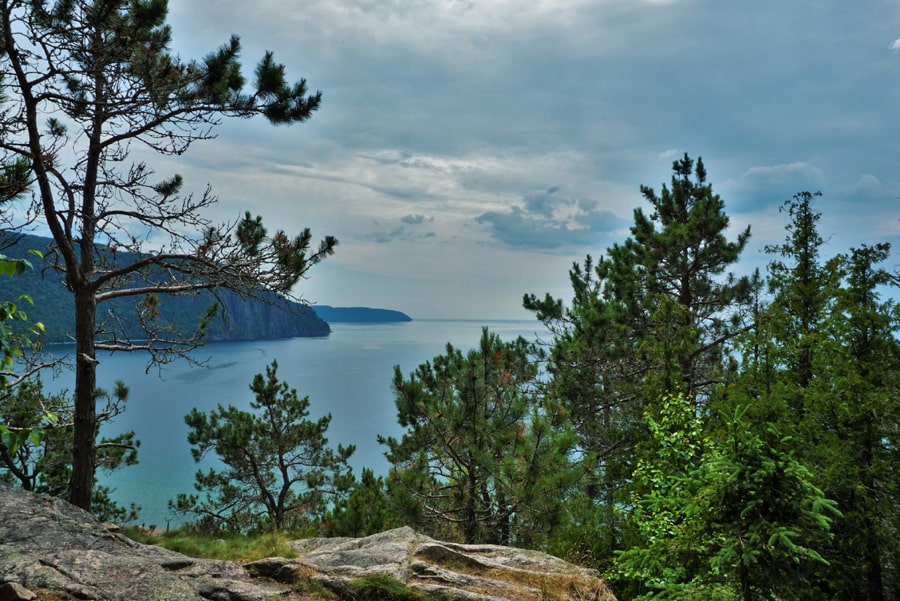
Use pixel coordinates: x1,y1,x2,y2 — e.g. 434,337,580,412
248,526,616,600
0,483,294,600
0,483,615,600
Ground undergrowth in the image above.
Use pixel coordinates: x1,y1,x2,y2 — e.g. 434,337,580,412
349,574,445,601
122,527,298,563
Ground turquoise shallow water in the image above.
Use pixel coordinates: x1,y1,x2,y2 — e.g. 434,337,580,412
46,319,540,528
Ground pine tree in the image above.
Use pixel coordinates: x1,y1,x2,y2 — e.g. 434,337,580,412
524,153,754,563
381,328,581,546
327,468,396,537
605,153,752,397
173,361,354,532
0,0,334,510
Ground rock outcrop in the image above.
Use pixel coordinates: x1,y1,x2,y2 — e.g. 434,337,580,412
251,526,616,600
0,483,615,600
0,483,293,600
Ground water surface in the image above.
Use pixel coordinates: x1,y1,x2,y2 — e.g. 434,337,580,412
48,319,541,528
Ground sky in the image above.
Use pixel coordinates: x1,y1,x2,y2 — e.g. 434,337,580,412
155,0,900,319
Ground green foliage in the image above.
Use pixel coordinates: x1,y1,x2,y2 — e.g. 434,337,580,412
172,360,355,533
605,153,752,397
746,192,900,599
349,574,434,601
123,527,299,563
381,327,583,546
0,157,31,203
616,393,839,601
0,252,47,455
0,253,43,382
326,467,399,538
525,177,898,600
0,377,140,523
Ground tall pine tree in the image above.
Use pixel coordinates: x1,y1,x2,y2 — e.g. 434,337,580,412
525,153,754,562
381,328,581,546
0,0,334,510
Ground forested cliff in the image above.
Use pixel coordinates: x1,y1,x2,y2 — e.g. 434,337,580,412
1,234,330,343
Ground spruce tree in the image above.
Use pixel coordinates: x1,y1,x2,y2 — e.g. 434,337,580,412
823,243,900,600
732,191,900,599
617,393,839,601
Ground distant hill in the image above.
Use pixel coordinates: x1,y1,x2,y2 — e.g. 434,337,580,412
312,305,412,323
1,234,331,343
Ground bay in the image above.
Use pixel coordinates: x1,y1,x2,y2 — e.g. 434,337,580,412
46,319,542,529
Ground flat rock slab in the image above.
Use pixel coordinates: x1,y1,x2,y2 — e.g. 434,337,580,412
250,526,616,601
1,483,615,601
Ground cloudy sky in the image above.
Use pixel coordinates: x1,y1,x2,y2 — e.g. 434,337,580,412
159,0,900,319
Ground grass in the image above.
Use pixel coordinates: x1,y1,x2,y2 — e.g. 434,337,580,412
122,530,446,601
122,527,298,563
349,574,447,601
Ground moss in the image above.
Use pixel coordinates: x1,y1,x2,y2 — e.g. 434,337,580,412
349,574,440,601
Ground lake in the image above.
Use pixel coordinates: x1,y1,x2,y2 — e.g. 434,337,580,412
46,319,543,528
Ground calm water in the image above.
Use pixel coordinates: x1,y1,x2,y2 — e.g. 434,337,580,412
47,319,542,528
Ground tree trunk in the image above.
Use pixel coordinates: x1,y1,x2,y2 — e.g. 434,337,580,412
740,554,751,601
68,40,104,511
69,289,97,510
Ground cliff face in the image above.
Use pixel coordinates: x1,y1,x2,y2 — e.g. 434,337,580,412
211,292,330,340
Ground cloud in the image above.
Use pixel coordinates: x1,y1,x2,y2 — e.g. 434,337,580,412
522,188,563,218
849,174,883,196
724,162,827,207
401,214,433,225
156,0,900,318
658,148,684,161
367,217,437,244
476,189,627,249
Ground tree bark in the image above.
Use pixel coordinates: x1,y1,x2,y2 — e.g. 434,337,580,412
69,289,97,510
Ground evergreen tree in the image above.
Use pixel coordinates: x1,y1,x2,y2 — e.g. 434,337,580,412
762,191,839,401
172,361,354,532
824,243,900,600
0,85,30,208
524,153,754,563
381,328,581,546
605,153,752,398
327,468,397,538
730,191,900,600
0,378,137,522
616,393,839,601
0,0,335,510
